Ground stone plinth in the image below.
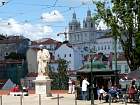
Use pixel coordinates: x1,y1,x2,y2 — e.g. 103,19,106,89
34,76,52,96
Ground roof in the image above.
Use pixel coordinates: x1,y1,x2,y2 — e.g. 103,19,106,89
26,72,38,77
77,67,112,73
0,35,28,44
32,38,62,45
78,59,111,73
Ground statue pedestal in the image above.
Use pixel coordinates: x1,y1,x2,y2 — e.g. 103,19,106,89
34,76,52,96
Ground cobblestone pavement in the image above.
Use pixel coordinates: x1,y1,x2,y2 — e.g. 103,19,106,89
0,94,140,105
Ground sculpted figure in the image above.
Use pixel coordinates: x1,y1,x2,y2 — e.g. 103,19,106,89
37,46,50,76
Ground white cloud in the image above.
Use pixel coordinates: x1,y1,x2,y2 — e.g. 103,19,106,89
0,18,53,41
41,10,64,23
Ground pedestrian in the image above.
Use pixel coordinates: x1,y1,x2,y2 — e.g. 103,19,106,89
81,77,90,100
68,78,72,94
99,86,106,102
72,80,75,94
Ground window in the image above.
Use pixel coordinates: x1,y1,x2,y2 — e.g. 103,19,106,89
91,23,93,27
101,46,103,50
108,45,110,49
57,54,59,57
70,26,72,30
125,65,129,73
104,45,106,50
85,23,87,28
64,54,66,57
117,65,121,71
98,46,100,50
69,54,71,57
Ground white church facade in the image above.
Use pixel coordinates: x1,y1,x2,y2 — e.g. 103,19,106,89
68,10,107,53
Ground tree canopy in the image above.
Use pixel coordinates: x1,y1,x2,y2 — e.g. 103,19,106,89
92,0,140,71
49,59,69,90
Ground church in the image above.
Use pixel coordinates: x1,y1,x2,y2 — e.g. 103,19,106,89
68,10,107,53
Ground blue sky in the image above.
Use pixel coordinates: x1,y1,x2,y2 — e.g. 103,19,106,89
0,0,106,41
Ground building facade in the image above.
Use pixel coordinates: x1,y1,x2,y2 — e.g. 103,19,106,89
0,35,31,60
68,10,106,53
55,44,83,71
95,36,123,56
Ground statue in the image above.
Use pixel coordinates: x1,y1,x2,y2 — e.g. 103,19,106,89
37,45,50,76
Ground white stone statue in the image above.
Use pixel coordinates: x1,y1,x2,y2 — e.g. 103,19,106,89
37,46,50,76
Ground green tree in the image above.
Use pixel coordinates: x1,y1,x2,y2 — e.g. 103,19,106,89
49,59,69,90
92,0,140,71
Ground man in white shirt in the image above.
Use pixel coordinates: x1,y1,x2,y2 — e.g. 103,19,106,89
82,77,90,100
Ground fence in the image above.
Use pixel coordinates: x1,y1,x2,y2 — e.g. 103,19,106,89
0,93,139,105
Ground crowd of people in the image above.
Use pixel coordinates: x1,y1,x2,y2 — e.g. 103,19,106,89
72,77,140,103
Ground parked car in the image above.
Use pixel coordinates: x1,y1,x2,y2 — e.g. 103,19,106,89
10,85,28,96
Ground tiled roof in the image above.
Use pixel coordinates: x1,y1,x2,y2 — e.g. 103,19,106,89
26,72,38,77
32,38,62,45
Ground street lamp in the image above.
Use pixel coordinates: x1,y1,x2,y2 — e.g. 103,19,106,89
114,35,118,85
90,56,94,105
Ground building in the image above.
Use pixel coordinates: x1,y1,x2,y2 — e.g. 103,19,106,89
0,35,31,60
68,10,107,53
31,38,62,60
55,44,83,71
27,38,61,73
95,36,123,56
112,53,130,74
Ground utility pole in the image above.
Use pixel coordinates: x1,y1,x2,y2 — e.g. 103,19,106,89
90,55,94,105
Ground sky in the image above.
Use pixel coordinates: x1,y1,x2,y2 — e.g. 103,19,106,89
0,0,107,41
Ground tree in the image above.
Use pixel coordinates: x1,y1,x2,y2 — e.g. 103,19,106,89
92,0,140,71
48,59,69,90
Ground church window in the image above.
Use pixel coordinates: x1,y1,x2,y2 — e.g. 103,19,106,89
69,54,71,57
64,54,66,57
85,23,87,28
70,26,72,30
57,54,59,57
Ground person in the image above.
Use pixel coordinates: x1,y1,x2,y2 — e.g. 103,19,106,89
99,87,106,102
72,80,75,94
128,85,137,102
68,78,73,94
81,77,90,100
108,86,118,102
37,45,50,76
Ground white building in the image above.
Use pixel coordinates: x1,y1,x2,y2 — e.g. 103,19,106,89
68,10,107,53
112,54,130,74
95,36,123,56
31,38,62,60
55,44,83,71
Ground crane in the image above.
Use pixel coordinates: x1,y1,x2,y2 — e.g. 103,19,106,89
57,32,68,41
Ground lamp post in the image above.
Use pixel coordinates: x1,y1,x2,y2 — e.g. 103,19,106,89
90,57,94,105
114,35,118,85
